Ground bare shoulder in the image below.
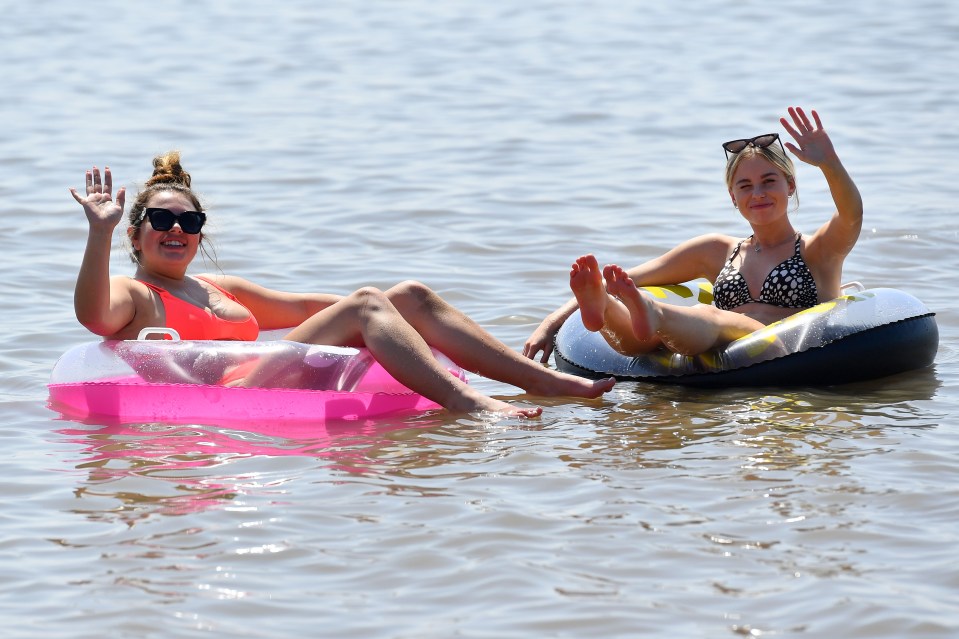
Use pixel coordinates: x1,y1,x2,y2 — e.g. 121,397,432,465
630,233,740,284
102,276,162,339
111,274,150,299
682,233,739,253
672,233,739,267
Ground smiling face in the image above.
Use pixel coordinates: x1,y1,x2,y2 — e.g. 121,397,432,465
128,191,202,279
728,154,795,227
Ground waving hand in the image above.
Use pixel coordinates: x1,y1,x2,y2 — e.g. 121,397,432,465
70,166,126,229
780,107,839,168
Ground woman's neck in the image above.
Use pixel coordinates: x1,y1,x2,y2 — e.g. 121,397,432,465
750,227,798,253
134,266,189,288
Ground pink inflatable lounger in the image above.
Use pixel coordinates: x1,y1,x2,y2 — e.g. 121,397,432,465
48,329,467,423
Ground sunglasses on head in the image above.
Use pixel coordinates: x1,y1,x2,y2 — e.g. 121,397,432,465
722,133,786,160
141,208,206,234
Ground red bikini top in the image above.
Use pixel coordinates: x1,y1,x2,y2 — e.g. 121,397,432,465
138,276,260,341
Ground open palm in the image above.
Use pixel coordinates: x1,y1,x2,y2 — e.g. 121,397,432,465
70,165,126,228
781,107,837,168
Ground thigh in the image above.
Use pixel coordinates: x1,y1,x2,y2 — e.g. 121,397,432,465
282,296,366,347
603,297,663,354
696,304,766,340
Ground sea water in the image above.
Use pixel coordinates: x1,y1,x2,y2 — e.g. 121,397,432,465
1,1,957,637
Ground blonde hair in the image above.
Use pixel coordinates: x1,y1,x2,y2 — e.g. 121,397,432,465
724,141,799,208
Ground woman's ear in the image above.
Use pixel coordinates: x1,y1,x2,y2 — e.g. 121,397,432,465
127,226,140,251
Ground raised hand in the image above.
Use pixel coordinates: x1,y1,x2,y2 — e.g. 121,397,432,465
780,107,838,168
69,166,126,229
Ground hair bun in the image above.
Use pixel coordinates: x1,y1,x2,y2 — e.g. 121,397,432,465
146,151,191,188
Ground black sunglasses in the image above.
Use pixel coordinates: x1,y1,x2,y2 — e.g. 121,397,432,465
141,208,206,234
722,133,786,160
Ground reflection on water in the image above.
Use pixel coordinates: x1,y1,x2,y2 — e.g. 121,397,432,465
562,367,942,474
58,372,940,522
50,368,935,533
54,411,533,525
38,363,957,638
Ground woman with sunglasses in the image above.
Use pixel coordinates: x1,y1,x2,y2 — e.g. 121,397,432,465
524,106,863,361
71,151,615,418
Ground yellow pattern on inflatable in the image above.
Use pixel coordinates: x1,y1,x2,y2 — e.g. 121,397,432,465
554,283,937,386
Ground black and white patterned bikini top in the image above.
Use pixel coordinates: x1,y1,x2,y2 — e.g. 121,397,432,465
712,234,819,311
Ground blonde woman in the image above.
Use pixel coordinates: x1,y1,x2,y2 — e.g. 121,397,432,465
525,107,862,361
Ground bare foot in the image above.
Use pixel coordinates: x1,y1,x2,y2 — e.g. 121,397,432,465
526,370,616,398
494,403,543,419
569,254,609,331
473,398,543,419
603,264,659,342
447,389,544,419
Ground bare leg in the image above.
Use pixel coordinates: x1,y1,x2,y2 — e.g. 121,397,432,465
604,264,765,356
569,255,608,331
383,281,616,398
283,288,542,417
569,256,660,354
603,264,660,346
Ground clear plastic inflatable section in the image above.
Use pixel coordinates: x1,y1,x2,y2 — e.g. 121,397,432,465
48,339,427,393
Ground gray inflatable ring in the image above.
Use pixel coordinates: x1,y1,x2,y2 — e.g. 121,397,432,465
553,282,938,387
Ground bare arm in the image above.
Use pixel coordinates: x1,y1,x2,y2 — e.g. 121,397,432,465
782,107,863,265
71,166,137,336
624,234,733,285
204,274,344,331
523,234,732,362
523,296,581,363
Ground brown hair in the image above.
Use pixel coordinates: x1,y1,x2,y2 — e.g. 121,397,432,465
126,151,210,263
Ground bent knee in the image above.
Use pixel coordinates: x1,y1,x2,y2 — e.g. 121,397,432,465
386,280,437,308
346,286,390,312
